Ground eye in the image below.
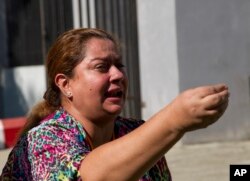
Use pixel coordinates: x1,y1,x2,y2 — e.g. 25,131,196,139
95,63,110,72
115,63,125,70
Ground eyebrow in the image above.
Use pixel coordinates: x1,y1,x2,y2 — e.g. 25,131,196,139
89,54,122,63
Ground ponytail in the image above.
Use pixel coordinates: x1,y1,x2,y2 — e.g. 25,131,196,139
19,100,58,136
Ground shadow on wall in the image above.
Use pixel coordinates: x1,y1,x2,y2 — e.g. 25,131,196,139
0,68,29,118
175,0,250,143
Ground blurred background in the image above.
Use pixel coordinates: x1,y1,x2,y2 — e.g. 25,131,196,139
0,0,250,180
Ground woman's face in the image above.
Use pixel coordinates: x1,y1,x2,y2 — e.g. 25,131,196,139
68,38,128,121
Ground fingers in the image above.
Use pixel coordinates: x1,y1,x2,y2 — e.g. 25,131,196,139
194,97,229,130
195,84,229,98
204,98,229,115
202,88,229,110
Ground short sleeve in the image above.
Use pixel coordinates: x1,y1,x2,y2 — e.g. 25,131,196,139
27,119,89,180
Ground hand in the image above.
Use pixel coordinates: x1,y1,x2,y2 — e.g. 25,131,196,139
167,84,229,133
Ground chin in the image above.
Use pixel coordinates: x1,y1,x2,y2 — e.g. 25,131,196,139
105,105,123,115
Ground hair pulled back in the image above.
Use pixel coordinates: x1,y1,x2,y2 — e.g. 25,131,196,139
44,28,119,107
21,28,119,135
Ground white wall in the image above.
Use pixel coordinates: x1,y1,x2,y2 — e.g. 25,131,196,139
137,0,250,143
1,65,46,117
176,0,250,143
137,0,179,120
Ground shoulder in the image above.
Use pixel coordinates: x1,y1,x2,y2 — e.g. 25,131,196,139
27,109,90,157
114,116,145,137
25,109,90,179
1,134,32,179
28,109,85,142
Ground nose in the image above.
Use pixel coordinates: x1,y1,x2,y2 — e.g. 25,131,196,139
109,65,125,83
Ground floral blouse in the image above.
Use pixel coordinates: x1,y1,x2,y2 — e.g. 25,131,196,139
1,109,171,180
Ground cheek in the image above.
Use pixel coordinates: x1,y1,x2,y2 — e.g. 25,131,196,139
84,77,109,95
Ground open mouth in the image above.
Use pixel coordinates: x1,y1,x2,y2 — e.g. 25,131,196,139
105,90,123,98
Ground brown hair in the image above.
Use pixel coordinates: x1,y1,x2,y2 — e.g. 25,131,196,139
20,28,120,135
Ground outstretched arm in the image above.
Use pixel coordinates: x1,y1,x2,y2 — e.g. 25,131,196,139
80,84,229,181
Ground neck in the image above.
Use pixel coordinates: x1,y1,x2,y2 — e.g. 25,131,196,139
62,101,117,148
84,119,115,149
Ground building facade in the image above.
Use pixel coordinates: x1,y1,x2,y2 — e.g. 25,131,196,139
1,0,250,143
137,0,250,143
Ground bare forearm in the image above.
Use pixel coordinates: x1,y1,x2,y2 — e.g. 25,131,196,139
80,105,184,181
80,84,229,180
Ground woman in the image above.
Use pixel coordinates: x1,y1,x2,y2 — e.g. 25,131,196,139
1,28,229,180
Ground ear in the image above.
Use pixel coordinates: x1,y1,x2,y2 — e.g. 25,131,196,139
55,73,71,97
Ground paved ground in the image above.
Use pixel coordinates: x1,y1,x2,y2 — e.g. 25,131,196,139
0,148,11,172
166,140,250,181
0,140,250,180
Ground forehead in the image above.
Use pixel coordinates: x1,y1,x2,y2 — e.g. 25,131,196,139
85,38,118,55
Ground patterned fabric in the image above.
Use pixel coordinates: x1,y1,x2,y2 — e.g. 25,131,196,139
1,108,171,180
